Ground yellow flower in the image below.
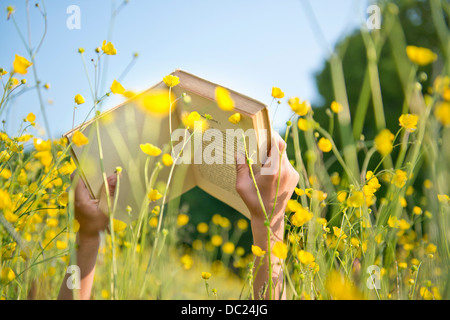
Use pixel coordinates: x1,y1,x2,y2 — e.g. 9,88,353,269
140,143,161,156
177,213,189,227
437,194,449,203
325,270,363,300
288,97,310,116
101,40,117,55
237,218,248,230
215,87,235,111
149,217,158,228
399,114,418,132
180,254,193,270
222,242,235,255
13,54,32,74
406,45,437,66
251,245,266,257
291,207,313,227
423,179,433,189
413,206,422,215
74,94,85,105
136,89,175,117
162,153,174,166
0,267,16,283
148,189,163,202
201,272,211,280
72,131,89,147
271,87,284,99
212,214,222,225
420,287,434,300
398,219,410,230
272,242,287,260
113,219,127,232
56,240,68,250
400,197,407,207
197,222,208,233
297,118,312,131
347,191,364,208
375,129,394,156
392,169,408,188
297,250,315,265
228,113,241,124
330,101,343,113
426,243,437,254
110,79,125,94
33,138,51,151
337,191,347,203
182,111,208,132
26,112,36,124
333,226,347,239
163,75,180,87
317,137,332,152
434,102,450,127
211,235,223,247
387,216,398,228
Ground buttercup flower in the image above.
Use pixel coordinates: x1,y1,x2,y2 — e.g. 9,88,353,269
298,250,315,265
110,79,125,94
215,87,235,111
140,143,162,156
25,112,36,124
399,114,418,132
272,242,287,260
163,75,180,87
148,189,163,202
201,272,211,280
317,137,332,152
271,87,284,99
228,113,241,124
101,40,117,55
162,153,174,166
347,191,364,208
392,169,408,188
406,45,437,66
74,94,85,105
374,129,394,156
330,101,343,113
13,55,32,75
434,102,450,127
72,131,89,147
288,97,310,116
251,245,266,257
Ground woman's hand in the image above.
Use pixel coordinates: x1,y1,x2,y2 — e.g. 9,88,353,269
58,173,117,300
236,131,299,229
72,173,116,241
235,131,299,300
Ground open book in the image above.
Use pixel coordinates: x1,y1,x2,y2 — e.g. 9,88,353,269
64,70,272,222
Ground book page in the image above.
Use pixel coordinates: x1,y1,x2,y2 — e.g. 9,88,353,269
66,87,196,223
172,87,270,219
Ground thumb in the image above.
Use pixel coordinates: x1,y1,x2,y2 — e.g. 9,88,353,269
235,153,251,190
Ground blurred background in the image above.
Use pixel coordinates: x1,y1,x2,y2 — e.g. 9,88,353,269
1,0,369,136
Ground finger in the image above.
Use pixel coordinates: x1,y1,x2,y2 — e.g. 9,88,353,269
235,153,250,180
107,174,117,197
74,177,91,202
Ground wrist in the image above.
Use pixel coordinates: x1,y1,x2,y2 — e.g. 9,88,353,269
77,232,101,248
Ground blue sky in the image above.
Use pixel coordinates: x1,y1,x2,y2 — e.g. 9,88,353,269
1,0,369,138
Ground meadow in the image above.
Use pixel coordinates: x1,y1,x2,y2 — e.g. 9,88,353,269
0,0,449,300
